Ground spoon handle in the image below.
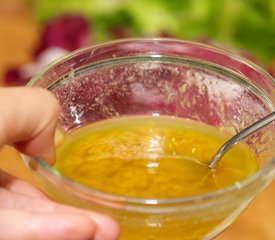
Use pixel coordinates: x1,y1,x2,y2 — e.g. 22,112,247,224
209,111,275,169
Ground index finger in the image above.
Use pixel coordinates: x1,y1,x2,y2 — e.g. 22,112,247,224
0,87,59,165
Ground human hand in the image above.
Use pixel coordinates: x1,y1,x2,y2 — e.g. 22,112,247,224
0,87,120,240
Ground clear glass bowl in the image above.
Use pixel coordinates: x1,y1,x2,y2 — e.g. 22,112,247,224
25,38,275,240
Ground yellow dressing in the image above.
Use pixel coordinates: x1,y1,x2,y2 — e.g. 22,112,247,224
54,115,259,199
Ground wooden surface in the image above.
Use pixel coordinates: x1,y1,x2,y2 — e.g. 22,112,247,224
0,1,275,239
0,0,39,85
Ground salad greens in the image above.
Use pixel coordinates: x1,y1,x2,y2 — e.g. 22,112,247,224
32,0,275,64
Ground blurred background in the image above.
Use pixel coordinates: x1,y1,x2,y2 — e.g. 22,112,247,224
0,0,275,239
0,0,274,86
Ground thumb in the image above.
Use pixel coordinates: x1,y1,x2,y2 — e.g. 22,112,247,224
0,87,59,165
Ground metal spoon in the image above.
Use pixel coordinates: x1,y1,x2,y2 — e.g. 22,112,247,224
208,111,275,169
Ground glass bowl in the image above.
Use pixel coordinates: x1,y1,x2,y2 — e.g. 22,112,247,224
25,38,275,240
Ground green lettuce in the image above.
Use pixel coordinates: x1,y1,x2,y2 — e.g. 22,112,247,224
32,0,275,63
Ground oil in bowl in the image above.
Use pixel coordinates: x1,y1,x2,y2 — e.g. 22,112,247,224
54,115,259,199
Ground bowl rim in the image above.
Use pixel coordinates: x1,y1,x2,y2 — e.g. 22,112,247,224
28,37,275,87
27,38,275,205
